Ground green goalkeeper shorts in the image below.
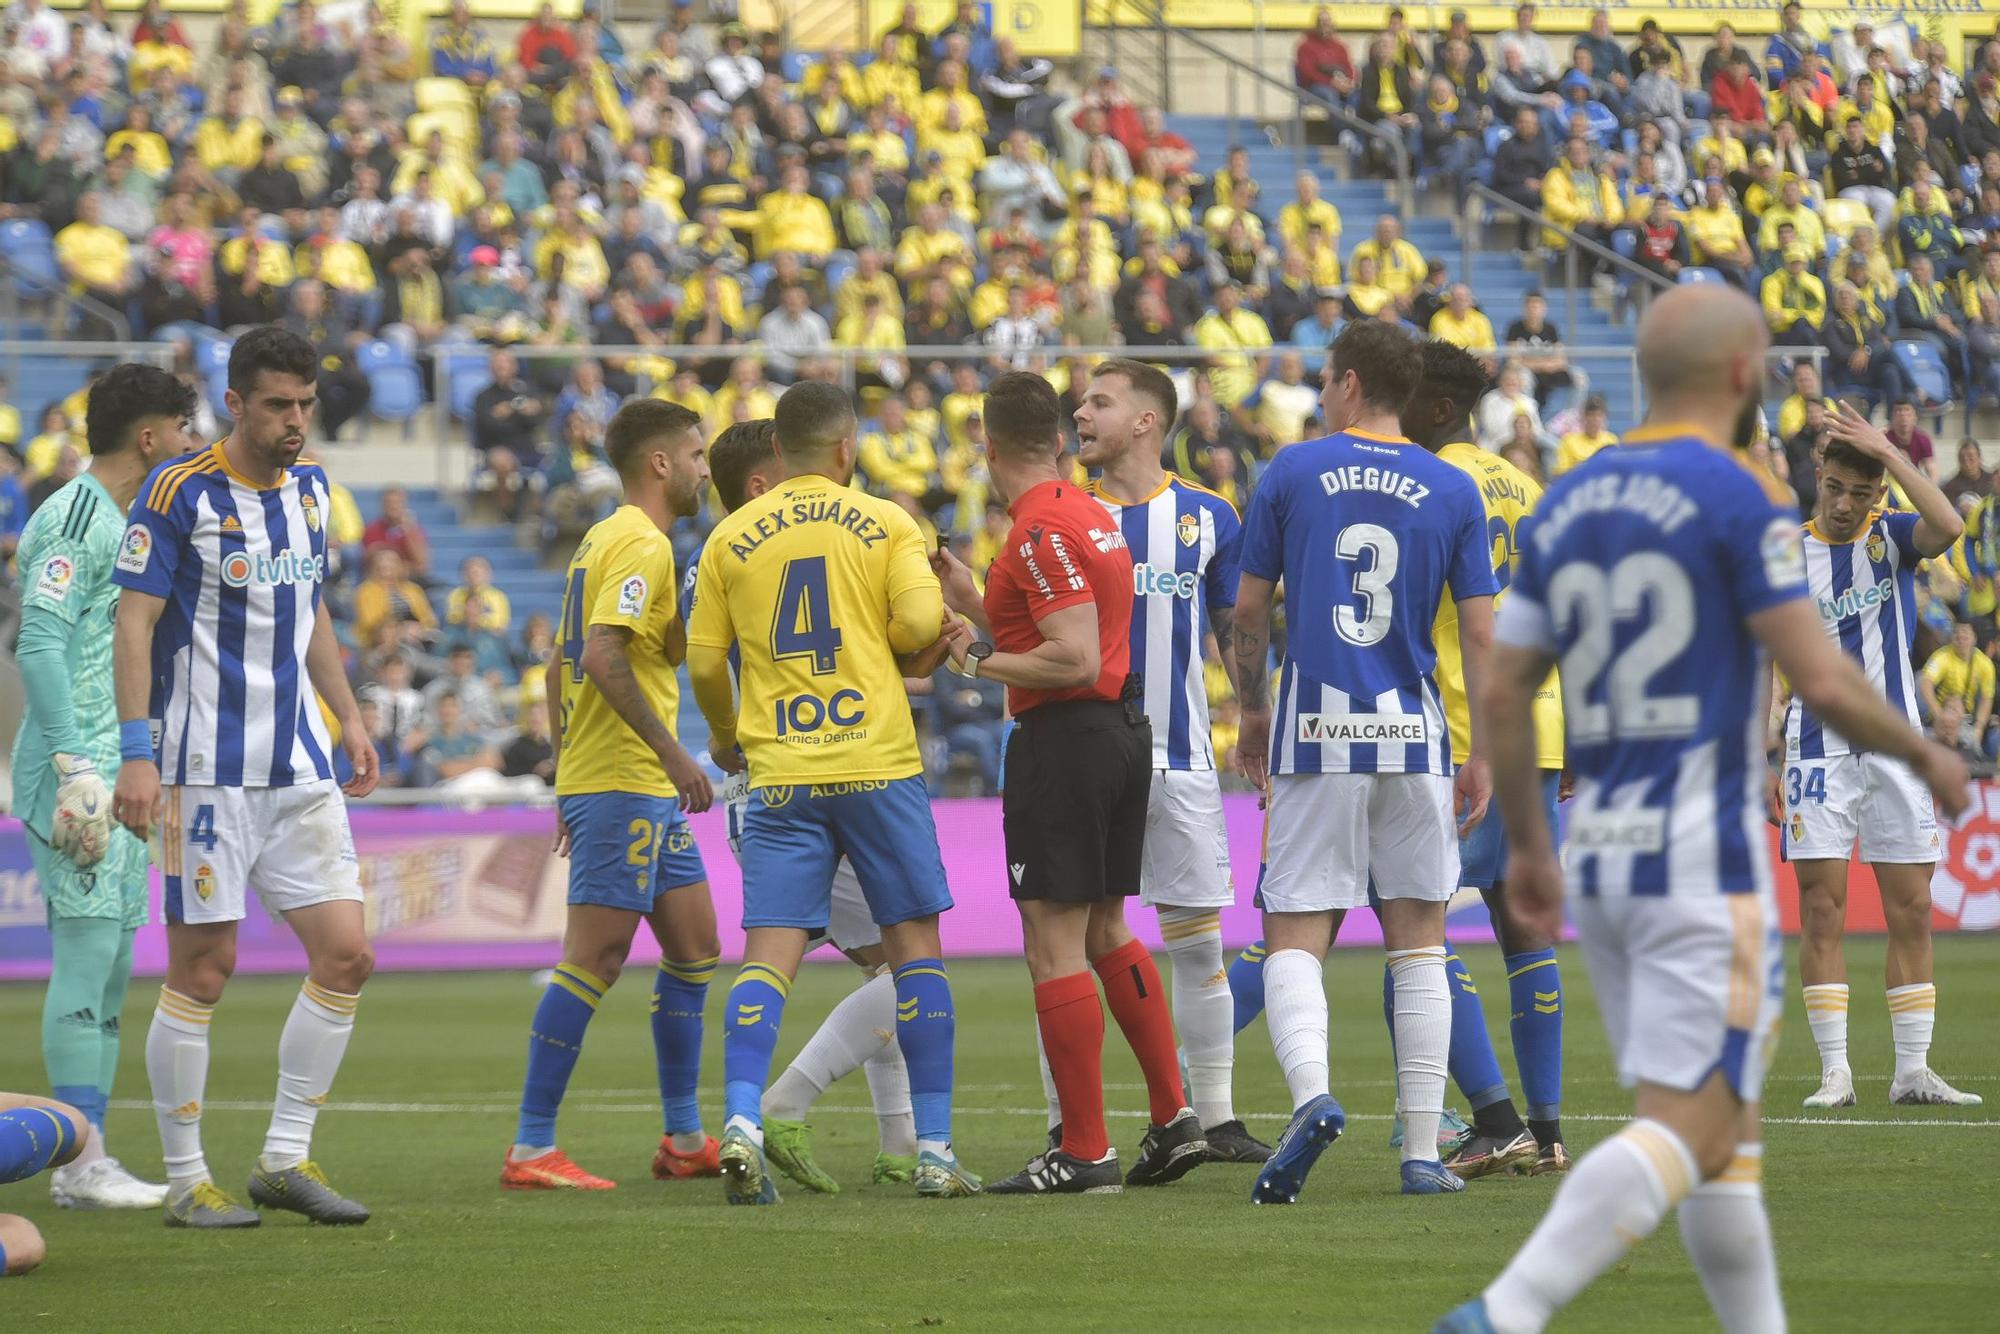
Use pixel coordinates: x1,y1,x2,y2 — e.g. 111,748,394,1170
26,823,149,928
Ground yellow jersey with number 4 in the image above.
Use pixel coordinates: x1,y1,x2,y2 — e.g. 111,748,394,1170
555,505,683,798
1433,443,1564,769
687,473,941,785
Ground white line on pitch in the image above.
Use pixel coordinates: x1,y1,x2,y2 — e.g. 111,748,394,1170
104,1099,1997,1129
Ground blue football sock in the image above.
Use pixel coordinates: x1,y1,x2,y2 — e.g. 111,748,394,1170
1228,940,1268,1034
1444,953,1511,1113
51,1084,102,1136
652,955,717,1136
722,963,791,1132
514,963,606,1149
892,959,955,1147
0,1106,76,1183
1505,948,1564,1122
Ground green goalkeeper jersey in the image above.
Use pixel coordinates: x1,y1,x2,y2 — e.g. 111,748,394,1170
11,470,124,843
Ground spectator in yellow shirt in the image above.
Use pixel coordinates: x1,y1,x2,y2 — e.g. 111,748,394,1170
192,87,263,183
1347,213,1425,300
53,193,133,313
1201,180,1268,248
106,104,173,180
447,555,513,638
917,59,986,137
710,357,778,433
861,34,921,113
1554,396,1619,475
1540,138,1623,257
1760,245,1827,335
834,292,909,393
858,393,941,505
1278,170,1342,253
532,205,611,300
895,201,975,289
1427,283,1496,352
1756,175,1826,263
1192,283,1274,407
753,162,837,261
1684,178,1755,289
918,100,986,185
1920,621,1995,751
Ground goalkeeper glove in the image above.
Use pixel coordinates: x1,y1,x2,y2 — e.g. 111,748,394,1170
51,753,112,867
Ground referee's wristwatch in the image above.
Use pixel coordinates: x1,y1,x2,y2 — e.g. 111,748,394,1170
954,639,994,678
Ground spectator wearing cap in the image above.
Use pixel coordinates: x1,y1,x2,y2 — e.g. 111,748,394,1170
1553,396,1617,476
1761,244,1826,336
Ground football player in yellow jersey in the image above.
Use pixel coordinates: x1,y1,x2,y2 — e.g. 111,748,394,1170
1402,341,1570,1179
501,400,723,1194
687,381,978,1203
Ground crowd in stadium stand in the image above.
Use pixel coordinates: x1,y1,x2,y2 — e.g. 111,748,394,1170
0,1,1996,782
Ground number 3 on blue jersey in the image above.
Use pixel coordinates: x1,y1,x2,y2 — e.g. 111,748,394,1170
1334,524,1398,647
771,555,843,675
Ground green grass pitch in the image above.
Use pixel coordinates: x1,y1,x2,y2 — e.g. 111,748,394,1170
2,936,1994,1331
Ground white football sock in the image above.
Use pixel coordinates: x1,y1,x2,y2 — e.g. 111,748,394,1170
863,1044,916,1156
763,971,896,1121
146,987,214,1190
1262,949,1330,1110
1034,1023,1062,1132
1678,1144,1786,1334
1160,908,1236,1128
1387,947,1450,1163
1482,1118,1698,1334
260,981,359,1172
1801,983,1849,1074
1887,983,1936,1080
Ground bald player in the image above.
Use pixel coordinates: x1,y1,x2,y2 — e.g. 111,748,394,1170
1437,287,1971,1334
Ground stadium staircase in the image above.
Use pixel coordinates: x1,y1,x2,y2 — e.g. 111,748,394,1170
1164,115,1642,427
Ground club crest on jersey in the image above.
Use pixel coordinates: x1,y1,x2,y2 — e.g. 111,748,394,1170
1177,513,1199,547
300,492,321,532
618,575,648,617
1866,531,1886,564
35,555,74,603
116,524,152,574
194,863,215,901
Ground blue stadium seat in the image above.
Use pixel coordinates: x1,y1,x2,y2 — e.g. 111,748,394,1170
367,364,425,420
8,243,59,297
1678,267,1724,285
0,218,51,254
194,336,233,377
355,339,413,374
1891,340,1955,413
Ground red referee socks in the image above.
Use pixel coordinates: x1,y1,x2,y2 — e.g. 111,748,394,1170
1095,937,1188,1126
1035,971,1108,1162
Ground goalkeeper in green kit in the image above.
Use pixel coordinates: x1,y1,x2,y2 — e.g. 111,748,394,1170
12,363,195,1209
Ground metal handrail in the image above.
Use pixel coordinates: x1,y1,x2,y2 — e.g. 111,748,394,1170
1464,183,1674,338
1110,0,1414,213
0,251,132,343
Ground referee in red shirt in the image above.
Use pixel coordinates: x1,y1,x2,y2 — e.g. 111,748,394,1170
930,372,1204,1195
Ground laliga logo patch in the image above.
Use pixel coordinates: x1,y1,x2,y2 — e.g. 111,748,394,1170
1177,513,1199,547
35,555,74,603
194,863,216,901
617,575,648,617
116,524,152,575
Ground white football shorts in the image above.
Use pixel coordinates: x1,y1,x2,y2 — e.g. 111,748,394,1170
1256,771,1458,913
1140,768,1234,908
1781,751,1940,865
1574,889,1783,1101
726,783,881,953
160,780,363,925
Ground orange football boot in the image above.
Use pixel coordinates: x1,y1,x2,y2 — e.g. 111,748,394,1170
500,1148,617,1190
652,1134,722,1179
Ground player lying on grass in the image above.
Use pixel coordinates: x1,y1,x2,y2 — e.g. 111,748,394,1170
14,363,193,1210
0,1093,87,1276
112,327,381,1230
503,400,723,1192
687,419,927,1193
1773,405,1981,1110
688,381,976,1203
1437,284,1972,1334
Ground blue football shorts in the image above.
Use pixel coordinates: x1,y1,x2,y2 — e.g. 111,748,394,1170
560,791,707,912
738,776,952,931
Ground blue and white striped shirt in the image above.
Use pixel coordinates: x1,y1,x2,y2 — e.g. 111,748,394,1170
111,442,336,788
1785,510,1922,760
1092,477,1241,771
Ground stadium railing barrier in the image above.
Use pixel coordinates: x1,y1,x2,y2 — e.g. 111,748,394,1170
1464,183,1675,337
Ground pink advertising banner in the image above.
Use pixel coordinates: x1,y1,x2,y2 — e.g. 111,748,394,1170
0,796,1447,980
